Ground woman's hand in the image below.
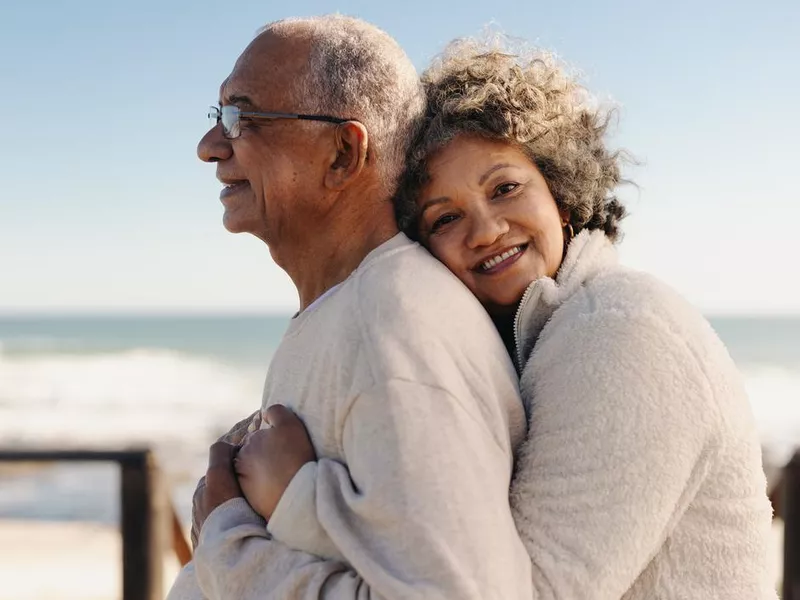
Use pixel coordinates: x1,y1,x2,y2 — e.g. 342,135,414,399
235,404,317,521
191,410,262,548
193,441,244,537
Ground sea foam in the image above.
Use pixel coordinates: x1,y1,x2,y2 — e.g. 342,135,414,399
0,347,265,482
1,339,799,522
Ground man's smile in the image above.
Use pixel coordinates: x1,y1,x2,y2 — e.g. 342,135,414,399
219,180,251,201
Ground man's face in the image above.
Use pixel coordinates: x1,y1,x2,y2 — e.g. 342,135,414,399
197,32,331,247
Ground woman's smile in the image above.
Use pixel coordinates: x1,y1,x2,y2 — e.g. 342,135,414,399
473,243,528,274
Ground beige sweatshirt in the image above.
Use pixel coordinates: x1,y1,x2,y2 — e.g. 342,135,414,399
166,233,533,600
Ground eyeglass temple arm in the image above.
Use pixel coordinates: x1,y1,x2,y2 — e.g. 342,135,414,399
296,114,349,124
238,111,348,124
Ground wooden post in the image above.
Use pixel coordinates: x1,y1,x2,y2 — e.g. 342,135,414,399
0,449,178,600
784,451,800,600
120,450,168,600
171,505,193,567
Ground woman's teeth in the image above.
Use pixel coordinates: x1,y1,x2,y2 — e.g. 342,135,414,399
481,246,522,271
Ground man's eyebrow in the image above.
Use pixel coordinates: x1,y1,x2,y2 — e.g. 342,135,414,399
478,163,513,185
220,94,256,108
419,197,449,214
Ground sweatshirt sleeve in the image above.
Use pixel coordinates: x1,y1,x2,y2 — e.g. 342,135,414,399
189,378,532,600
267,461,346,562
511,308,721,599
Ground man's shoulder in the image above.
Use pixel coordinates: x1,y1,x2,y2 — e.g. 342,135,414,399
286,233,515,388
349,236,521,445
343,235,512,377
353,235,493,332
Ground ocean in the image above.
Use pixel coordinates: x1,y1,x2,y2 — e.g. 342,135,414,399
1,314,799,526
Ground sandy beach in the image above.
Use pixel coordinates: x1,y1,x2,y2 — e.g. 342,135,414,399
0,517,784,599
0,519,182,600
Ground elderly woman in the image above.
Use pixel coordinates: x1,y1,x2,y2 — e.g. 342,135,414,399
392,40,776,598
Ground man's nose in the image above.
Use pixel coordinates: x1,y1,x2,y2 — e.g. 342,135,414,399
197,125,232,163
466,212,510,250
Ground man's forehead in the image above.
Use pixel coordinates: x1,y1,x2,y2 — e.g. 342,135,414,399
217,32,309,106
217,67,274,107
217,76,252,106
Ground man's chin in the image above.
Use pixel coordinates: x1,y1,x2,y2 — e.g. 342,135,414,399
222,214,269,244
222,214,245,234
222,210,252,234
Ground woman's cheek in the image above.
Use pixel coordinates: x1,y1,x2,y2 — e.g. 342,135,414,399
434,243,459,274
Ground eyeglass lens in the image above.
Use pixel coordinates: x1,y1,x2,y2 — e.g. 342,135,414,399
207,106,240,138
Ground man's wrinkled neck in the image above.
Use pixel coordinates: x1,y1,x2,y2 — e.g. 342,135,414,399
280,188,398,311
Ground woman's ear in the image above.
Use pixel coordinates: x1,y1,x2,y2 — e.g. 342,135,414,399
324,121,369,190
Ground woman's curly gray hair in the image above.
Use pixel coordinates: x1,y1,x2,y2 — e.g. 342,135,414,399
396,38,628,241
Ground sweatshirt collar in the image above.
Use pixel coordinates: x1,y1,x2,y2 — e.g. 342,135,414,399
512,229,618,371
285,232,412,335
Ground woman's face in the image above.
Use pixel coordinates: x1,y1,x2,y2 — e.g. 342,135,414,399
417,135,566,317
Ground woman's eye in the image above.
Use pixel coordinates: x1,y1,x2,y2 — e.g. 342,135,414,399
495,182,519,197
431,214,459,233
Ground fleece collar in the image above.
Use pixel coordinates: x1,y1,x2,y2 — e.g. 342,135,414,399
512,229,618,371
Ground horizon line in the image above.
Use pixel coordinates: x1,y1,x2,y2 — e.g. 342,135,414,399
2,308,800,320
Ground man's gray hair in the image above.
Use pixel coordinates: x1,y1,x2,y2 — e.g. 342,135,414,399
264,15,424,193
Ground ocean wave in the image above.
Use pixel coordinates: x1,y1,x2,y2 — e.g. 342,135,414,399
0,348,799,523
0,349,266,482
1,350,799,479
0,335,89,355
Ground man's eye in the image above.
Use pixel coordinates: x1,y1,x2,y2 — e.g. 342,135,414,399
431,214,459,233
495,182,519,197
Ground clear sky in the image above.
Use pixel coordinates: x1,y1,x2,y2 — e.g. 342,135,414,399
1,0,798,315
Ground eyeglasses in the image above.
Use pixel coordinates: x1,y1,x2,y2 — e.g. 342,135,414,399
208,105,350,139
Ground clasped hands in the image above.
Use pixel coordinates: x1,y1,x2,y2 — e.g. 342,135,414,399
193,405,316,543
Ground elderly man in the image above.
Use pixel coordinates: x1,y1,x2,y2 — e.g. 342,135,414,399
167,15,532,599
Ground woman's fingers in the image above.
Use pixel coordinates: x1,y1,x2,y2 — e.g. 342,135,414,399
263,404,299,428
248,411,262,433
220,410,261,445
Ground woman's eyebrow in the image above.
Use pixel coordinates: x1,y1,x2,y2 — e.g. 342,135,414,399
478,163,513,185
419,197,449,214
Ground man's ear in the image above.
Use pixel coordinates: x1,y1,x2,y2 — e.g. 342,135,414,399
324,121,369,190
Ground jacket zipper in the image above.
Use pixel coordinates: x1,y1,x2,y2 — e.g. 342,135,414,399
513,282,538,372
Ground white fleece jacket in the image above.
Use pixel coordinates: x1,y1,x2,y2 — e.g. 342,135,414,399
509,229,776,599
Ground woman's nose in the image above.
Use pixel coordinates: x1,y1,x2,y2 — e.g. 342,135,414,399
466,212,510,249
197,125,232,163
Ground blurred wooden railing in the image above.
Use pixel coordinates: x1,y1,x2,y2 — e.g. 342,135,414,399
4,447,799,598
0,449,191,600
783,451,800,599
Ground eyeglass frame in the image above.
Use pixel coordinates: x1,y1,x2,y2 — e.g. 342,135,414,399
208,105,353,139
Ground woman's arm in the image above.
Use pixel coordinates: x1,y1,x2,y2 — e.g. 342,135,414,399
190,410,261,548
512,308,720,599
